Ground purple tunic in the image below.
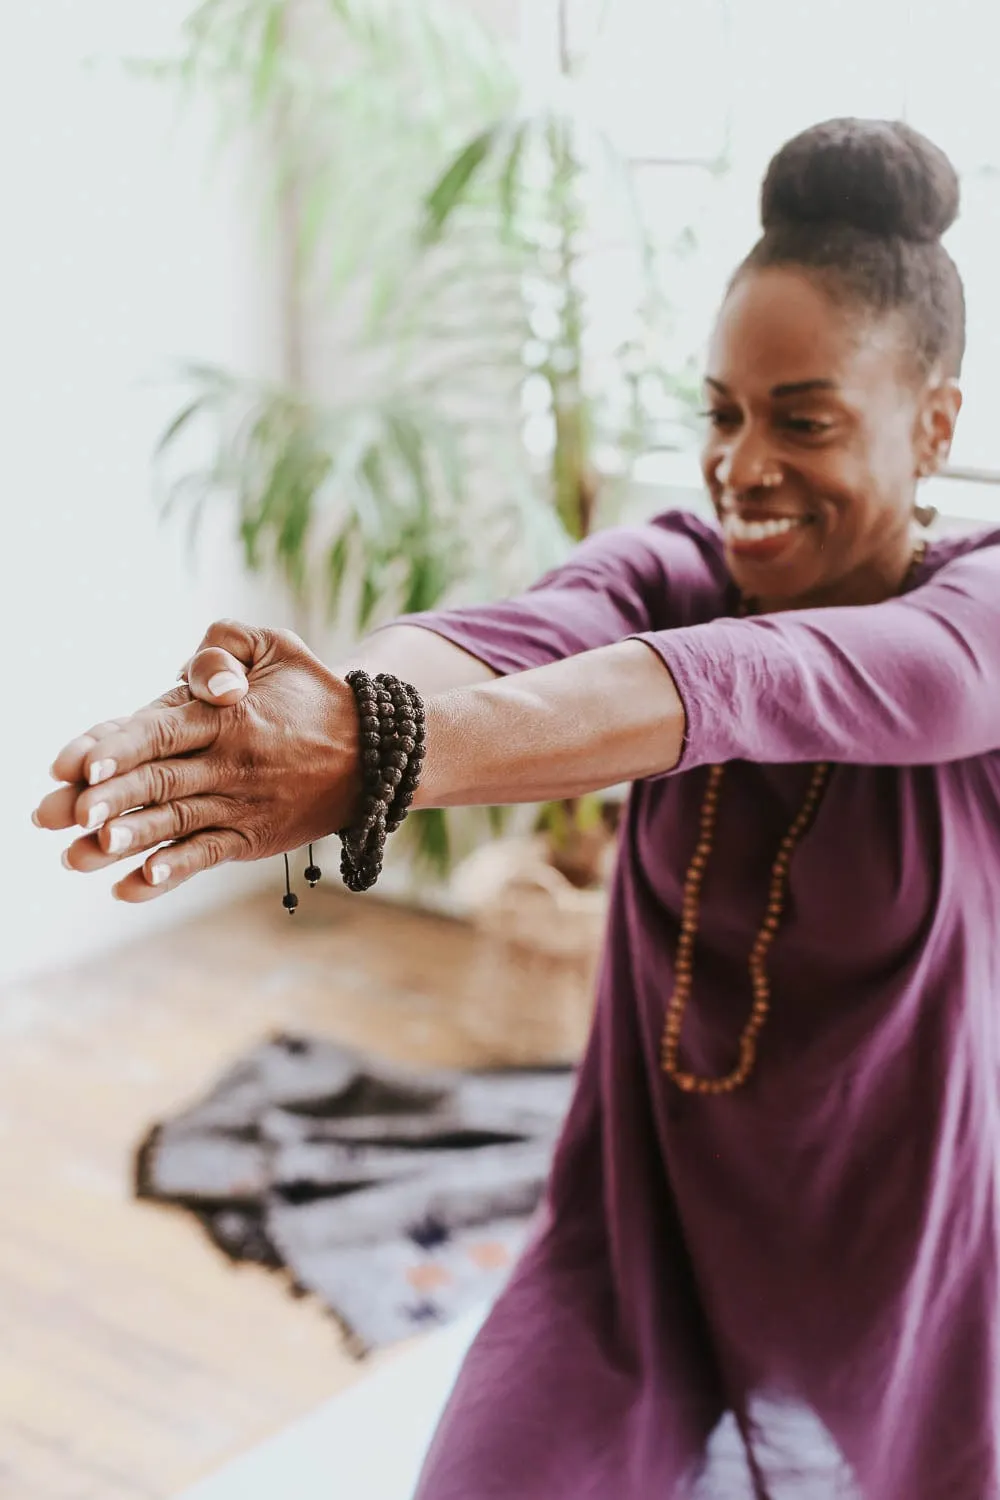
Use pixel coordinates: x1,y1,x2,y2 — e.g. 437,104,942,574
405,511,1000,1498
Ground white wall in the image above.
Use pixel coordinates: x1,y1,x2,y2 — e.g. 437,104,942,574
0,3,291,988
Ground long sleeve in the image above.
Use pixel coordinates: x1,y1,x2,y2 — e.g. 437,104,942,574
635,544,1000,770
394,512,728,676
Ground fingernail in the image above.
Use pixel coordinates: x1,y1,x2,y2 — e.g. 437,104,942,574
89,759,117,787
207,671,245,699
86,802,110,830
148,863,171,886
31,809,42,828
61,849,74,871
107,824,132,854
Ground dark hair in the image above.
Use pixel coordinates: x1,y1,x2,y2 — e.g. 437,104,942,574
737,118,966,376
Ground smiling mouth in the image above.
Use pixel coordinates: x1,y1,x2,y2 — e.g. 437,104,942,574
724,512,811,543
720,511,815,563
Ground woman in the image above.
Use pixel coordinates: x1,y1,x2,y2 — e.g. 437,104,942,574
35,119,1000,1496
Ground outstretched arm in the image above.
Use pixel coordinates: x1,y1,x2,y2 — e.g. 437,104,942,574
41,535,993,901
35,548,1000,901
34,624,684,902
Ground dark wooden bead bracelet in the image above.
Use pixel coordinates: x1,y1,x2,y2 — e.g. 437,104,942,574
337,668,427,893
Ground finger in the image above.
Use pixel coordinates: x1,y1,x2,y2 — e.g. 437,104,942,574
49,719,130,783
185,620,270,678
112,828,248,903
183,620,299,705
38,694,203,823
185,647,250,706
49,691,194,786
70,752,219,831
143,684,193,713
66,700,223,800
51,619,275,784
60,796,237,872
33,783,81,831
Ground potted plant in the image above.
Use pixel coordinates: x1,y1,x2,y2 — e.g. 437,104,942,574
417,0,717,998
147,0,713,964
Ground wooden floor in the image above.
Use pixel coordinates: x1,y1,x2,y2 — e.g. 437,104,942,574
0,889,572,1500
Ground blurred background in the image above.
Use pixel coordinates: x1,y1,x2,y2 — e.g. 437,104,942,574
2,2,999,1497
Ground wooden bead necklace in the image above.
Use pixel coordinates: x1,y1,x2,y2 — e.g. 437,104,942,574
660,536,928,1094
660,758,830,1094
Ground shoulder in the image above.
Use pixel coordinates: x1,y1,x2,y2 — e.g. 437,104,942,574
919,525,1000,585
565,508,732,629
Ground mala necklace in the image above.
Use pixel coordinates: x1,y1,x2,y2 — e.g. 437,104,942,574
660,537,928,1094
660,758,831,1094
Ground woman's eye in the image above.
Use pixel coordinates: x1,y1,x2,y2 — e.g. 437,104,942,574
701,408,740,431
783,416,832,436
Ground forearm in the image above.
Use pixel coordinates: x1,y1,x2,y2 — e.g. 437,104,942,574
415,639,685,808
333,624,498,696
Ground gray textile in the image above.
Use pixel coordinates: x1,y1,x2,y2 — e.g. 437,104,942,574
135,1033,573,1352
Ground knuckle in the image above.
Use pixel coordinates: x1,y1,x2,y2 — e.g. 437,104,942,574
171,799,198,838
147,760,179,805
145,714,178,761
200,831,234,866
208,616,241,637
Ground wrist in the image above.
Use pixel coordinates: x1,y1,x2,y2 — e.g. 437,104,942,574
323,672,365,829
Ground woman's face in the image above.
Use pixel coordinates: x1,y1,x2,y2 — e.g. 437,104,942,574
701,267,961,610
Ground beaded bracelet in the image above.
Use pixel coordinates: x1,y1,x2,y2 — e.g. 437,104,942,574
337,669,426,894
278,670,426,910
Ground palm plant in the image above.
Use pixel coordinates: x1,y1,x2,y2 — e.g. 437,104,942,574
415,0,722,883
147,0,713,882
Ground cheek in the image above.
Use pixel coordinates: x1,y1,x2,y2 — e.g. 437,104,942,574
701,437,725,491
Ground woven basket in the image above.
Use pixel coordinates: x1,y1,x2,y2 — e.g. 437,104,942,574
451,837,609,1066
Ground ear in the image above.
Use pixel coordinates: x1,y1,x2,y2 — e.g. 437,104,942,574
913,376,963,478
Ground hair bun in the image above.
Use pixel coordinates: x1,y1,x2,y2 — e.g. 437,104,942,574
760,118,959,245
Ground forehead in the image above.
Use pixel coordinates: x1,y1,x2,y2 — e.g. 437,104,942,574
707,267,904,394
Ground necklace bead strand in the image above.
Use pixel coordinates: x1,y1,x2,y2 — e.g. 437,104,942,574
660,760,830,1094
660,535,926,1094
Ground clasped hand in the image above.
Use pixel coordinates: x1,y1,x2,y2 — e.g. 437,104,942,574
32,622,361,902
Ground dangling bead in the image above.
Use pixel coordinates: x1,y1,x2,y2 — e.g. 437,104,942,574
305,844,322,888
282,853,298,915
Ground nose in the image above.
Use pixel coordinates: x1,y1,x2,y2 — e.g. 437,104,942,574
711,423,781,495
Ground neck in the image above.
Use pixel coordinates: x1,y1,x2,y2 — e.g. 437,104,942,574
750,528,927,615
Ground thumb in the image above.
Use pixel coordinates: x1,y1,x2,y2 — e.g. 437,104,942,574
185,648,251,705
180,620,275,705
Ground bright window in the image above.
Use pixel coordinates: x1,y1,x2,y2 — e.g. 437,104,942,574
523,0,1000,507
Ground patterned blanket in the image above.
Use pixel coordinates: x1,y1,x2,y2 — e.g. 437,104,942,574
135,1033,573,1353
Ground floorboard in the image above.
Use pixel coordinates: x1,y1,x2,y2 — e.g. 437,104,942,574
0,889,534,1499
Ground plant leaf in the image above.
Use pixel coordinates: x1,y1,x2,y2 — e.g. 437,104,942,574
154,395,210,459
420,125,500,244
407,806,451,876
497,121,528,241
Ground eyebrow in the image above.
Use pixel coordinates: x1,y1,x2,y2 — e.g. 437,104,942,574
705,377,839,398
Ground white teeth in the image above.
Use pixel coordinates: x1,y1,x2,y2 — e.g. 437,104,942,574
724,514,805,543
